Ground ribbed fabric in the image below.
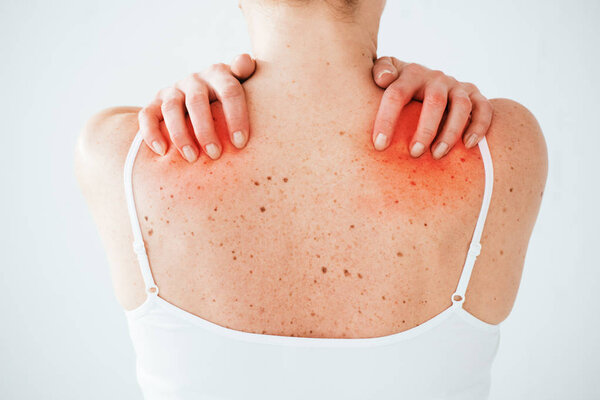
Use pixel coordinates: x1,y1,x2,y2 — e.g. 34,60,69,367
123,131,500,400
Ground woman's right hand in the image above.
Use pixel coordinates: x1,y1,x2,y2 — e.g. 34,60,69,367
138,54,256,162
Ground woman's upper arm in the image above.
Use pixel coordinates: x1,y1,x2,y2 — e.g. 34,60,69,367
467,97,548,324
75,106,148,310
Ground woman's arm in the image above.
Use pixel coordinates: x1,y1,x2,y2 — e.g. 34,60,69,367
140,54,493,162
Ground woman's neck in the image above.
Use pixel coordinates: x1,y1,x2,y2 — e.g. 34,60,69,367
242,1,381,84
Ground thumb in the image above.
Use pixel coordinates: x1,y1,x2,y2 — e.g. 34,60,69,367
372,56,399,88
230,53,256,81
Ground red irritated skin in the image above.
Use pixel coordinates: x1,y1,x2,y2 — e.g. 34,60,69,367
360,101,484,214
150,99,484,218
123,97,490,337
76,96,546,338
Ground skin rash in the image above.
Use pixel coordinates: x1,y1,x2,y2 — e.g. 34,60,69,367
123,97,494,338
144,100,483,219
354,102,482,214
78,86,545,338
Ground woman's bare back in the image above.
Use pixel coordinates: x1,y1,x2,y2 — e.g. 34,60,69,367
76,76,547,338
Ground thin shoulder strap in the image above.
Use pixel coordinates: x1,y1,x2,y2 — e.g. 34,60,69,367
451,137,494,307
123,130,159,296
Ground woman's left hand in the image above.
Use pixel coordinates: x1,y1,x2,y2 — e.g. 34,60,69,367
371,57,493,159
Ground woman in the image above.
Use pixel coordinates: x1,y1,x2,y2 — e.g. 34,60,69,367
75,1,547,399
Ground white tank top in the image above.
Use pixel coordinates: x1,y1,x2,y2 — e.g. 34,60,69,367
123,131,500,400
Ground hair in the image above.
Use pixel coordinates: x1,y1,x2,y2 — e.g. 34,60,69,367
280,0,360,16
330,0,359,17
325,0,359,11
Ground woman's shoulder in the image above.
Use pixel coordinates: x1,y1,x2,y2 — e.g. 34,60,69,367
486,98,548,195
488,98,546,152
75,106,141,177
74,105,142,225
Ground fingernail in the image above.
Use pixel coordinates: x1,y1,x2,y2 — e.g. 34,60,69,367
205,143,221,160
376,69,394,81
232,131,246,148
410,142,426,157
465,133,479,148
374,133,388,150
182,145,197,163
152,140,165,155
432,142,449,159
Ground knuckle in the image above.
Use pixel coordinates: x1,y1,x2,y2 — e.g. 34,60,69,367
185,95,204,108
208,63,229,74
156,86,169,96
193,131,216,147
386,84,408,103
138,107,152,119
445,129,462,138
189,73,207,86
169,130,187,142
180,74,198,88
193,129,211,142
425,91,447,107
185,90,208,107
452,94,472,110
219,82,243,100
161,98,181,112
467,123,486,135
477,99,494,115
162,86,180,97
430,69,445,79
419,127,437,140
404,62,422,74
462,82,478,92
431,75,450,87
377,117,395,131
444,123,464,137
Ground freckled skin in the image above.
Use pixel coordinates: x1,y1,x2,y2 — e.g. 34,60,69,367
356,101,483,214
129,99,486,337
76,88,547,338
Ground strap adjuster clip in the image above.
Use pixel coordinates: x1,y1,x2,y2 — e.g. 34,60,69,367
468,242,482,257
132,240,146,255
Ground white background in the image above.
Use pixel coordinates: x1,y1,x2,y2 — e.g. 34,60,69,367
1,0,599,398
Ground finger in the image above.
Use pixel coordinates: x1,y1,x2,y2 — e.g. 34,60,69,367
230,53,256,81
203,64,250,149
431,89,472,159
176,76,221,160
372,57,399,88
463,92,493,148
158,87,198,163
139,99,167,156
410,82,449,157
372,76,424,151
